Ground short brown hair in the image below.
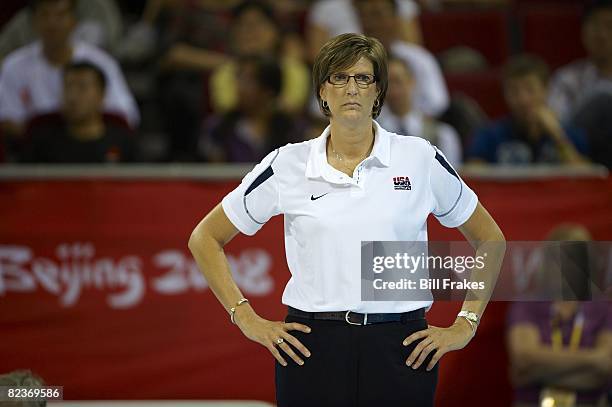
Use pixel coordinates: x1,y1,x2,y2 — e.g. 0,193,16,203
64,61,107,90
502,54,550,86
312,33,388,119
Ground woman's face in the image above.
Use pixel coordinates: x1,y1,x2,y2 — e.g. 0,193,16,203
319,57,379,125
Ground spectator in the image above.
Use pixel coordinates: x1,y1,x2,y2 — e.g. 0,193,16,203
353,0,449,116
378,56,462,166
306,0,423,62
507,225,612,407
209,1,310,115
22,62,135,163
0,0,139,141
0,369,46,406
200,56,302,163
468,55,589,165
0,0,123,62
549,0,612,121
508,301,612,407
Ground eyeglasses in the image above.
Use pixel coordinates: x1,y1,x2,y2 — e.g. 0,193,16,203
328,73,376,88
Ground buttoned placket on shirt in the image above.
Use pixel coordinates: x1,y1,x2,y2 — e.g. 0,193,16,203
325,156,371,186
306,122,391,193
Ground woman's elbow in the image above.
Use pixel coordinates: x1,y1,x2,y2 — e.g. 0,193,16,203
474,222,506,253
188,221,207,251
188,230,199,252
489,228,507,260
485,221,506,257
488,216,506,242
496,229,507,250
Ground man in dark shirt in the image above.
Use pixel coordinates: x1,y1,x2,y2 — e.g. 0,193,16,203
468,55,589,165
22,61,135,163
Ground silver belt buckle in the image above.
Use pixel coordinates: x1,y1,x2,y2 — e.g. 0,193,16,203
345,311,367,326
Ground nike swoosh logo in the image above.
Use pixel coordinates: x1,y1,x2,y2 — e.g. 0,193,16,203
310,193,329,201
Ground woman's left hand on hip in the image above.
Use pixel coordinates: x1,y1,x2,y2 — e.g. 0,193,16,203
402,320,474,371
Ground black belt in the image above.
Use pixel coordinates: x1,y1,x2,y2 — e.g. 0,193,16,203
287,306,425,326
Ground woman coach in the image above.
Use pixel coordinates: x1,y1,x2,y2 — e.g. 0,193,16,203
189,33,505,407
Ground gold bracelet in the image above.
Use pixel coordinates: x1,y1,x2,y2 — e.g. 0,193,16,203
457,311,479,334
229,298,249,324
458,315,476,333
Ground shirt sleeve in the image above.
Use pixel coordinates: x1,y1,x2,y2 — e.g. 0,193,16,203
390,42,449,116
104,58,140,127
222,149,282,236
429,145,477,228
0,11,32,61
0,57,27,123
82,50,140,127
548,69,574,121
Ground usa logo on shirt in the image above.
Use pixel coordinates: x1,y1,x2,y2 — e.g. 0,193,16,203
393,176,412,191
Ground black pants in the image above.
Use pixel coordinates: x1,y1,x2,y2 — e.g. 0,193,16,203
275,310,438,407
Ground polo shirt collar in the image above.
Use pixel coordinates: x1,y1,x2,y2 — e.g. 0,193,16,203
305,120,391,181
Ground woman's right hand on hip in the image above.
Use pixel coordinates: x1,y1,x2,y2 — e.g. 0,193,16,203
236,313,312,367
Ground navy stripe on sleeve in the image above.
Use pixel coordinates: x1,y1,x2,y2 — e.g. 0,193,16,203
432,148,462,218
244,149,280,196
242,149,280,226
435,150,459,180
245,166,273,196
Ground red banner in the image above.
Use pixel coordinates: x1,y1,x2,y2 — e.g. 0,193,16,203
1,176,611,405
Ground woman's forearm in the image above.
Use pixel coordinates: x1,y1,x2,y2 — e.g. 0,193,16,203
457,202,506,321
461,239,506,318
188,228,256,324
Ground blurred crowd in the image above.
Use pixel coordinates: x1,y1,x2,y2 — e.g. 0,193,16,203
0,0,610,167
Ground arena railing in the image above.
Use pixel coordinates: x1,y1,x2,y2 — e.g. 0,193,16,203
0,163,608,180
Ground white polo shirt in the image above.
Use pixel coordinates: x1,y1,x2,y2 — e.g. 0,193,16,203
222,121,478,313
